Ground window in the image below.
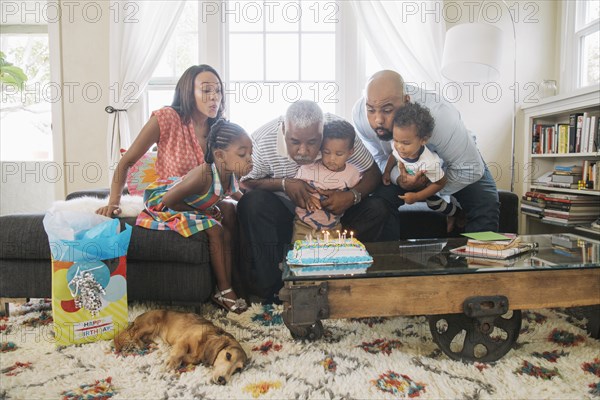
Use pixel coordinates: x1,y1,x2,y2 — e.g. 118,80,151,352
0,27,52,161
576,0,599,87
225,0,337,132
146,0,381,134
147,1,199,115
562,0,600,91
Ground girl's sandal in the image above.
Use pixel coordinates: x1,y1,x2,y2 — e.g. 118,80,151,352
212,287,248,314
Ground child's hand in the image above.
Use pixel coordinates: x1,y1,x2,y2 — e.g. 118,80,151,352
207,205,222,220
382,172,391,185
398,192,418,204
397,163,428,190
305,195,321,212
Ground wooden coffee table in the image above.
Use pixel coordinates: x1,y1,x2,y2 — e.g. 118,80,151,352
279,234,600,362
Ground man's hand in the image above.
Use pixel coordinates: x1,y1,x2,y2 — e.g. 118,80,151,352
382,171,391,185
398,192,419,205
396,163,428,191
285,179,320,211
318,189,354,215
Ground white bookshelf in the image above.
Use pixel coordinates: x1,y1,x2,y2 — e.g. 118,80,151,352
519,87,600,236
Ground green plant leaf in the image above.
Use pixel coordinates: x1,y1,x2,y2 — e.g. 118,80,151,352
0,65,28,90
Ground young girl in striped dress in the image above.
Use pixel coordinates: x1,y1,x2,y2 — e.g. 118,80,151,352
136,120,253,313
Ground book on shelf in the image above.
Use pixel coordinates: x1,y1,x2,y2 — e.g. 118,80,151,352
543,211,598,221
569,113,583,153
582,160,599,190
551,174,580,184
589,115,598,153
558,124,570,154
576,114,584,153
544,193,600,203
544,202,600,214
554,165,583,174
520,205,544,218
521,198,544,207
541,216,596,226
524,191,547,202
543,181,579,189
521,202,545,211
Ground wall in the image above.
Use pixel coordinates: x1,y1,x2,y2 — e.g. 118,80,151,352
0,161,56,214
444,0,559,193
58,0,110,194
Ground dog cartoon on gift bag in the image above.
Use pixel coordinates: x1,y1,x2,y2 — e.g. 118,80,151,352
114,310,247,384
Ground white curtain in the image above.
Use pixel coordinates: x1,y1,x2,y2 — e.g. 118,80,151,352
350,0,445,89
107,0,186,180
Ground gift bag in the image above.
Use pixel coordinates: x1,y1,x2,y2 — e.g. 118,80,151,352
43,210,132,346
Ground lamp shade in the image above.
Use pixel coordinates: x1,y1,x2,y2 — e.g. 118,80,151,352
441,23,504,82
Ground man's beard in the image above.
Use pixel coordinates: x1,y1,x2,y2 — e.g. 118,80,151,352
375,127,393,141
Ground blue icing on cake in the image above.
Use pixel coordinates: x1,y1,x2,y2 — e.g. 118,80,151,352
287,238,373,276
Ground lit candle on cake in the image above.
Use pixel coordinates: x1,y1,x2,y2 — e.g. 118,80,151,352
350,231,354,241
336,230,341,244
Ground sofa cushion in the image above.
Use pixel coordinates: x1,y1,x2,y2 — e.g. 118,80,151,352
123,150,158,196
0,214,208,265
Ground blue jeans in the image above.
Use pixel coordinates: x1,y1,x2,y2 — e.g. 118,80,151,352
452,165,500,232
375,164,500,238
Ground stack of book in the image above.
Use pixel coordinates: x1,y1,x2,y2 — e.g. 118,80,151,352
548,165,583,189
521,191,546,219
451,234,536,260
542,193,600,226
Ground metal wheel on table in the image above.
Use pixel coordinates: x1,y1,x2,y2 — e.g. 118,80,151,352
428,310,522,362
288,320,324,341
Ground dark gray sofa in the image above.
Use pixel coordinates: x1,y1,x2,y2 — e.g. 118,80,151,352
0,190,212,304
0,190,519,304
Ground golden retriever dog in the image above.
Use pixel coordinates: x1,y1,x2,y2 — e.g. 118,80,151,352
114,310,247,385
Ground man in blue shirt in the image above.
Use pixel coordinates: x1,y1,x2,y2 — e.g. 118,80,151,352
353,70,499,235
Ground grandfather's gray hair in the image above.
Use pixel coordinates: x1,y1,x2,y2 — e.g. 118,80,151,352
284,100,324,131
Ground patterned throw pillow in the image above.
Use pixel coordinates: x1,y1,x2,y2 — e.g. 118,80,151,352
121,149,158,196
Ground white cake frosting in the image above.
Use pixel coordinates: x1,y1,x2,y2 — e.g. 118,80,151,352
286,238,373,276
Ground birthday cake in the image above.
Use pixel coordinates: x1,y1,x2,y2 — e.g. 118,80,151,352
286,237,373,276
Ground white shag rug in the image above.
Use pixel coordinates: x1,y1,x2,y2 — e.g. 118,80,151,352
49,195,144,218
1,300,599,399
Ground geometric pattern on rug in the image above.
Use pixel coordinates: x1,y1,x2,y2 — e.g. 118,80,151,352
60,377,116,400
371,370,426,397
1,300,599,399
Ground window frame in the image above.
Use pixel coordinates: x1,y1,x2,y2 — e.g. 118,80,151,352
560,0,599,92
145,0,371,127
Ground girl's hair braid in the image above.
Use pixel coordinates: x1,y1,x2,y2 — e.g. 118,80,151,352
204,119,248,164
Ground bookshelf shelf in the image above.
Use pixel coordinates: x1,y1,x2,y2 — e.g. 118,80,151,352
529,186,600,196
520,87,600,237
532,152,600,159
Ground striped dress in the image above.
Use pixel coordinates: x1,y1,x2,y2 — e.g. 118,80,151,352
136,163,240,237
